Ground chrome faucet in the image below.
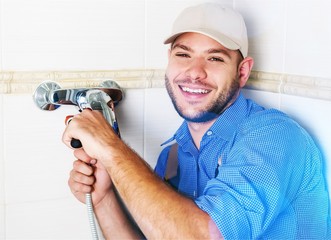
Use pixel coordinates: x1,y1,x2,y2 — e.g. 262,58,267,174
33,80,123,147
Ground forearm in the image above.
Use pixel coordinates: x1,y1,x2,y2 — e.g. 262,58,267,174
102,142,222,239
62,110,221,238
94,189,144,239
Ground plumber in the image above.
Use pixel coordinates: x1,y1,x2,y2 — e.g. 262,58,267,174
63,2,330,239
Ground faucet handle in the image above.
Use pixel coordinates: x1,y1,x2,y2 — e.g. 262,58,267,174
33,81,62,111
99,80,123,104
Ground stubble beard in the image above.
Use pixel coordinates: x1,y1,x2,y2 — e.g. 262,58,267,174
165,74,240,123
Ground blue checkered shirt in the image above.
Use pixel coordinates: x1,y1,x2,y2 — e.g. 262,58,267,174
155,93,330,239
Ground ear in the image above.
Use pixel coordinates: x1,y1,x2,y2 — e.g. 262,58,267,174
238,57,254,88
168,48,171,59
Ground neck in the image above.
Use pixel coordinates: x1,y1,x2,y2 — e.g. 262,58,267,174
188,119,216,150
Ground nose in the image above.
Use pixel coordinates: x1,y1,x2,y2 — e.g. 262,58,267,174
185,58,207,82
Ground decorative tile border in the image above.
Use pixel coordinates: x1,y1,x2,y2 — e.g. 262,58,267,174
0,69,331,101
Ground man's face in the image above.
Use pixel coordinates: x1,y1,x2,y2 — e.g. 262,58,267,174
165,32,242,123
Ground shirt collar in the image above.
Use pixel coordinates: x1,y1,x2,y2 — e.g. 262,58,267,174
161,92,251,145
208,92,249,141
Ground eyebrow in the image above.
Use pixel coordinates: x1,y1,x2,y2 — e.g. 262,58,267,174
172,43,232,60
207,48,232,60
171,43,191,51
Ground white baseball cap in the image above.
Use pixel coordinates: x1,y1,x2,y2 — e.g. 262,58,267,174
164,3,248,58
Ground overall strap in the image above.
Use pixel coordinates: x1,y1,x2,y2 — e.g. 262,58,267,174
165,142,221,182
165,143,179,180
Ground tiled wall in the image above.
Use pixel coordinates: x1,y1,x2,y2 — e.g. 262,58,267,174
2,0,329,78
0,94,4,239
0,0,330,239
236,0,331,78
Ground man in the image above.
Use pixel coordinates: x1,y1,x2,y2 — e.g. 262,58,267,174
63,3,330,239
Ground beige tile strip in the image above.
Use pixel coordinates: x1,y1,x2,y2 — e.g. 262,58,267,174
0,69,331,101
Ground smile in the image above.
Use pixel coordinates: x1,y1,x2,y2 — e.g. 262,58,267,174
180,86,211,94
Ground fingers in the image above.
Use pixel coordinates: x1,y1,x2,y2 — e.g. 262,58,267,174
62,109,105,149
62,111,85,149
73,159,94,176
68,160,95,195
68,173,93,195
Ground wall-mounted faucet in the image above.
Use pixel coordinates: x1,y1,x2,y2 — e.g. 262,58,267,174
33,80,123,123
33,80,123,147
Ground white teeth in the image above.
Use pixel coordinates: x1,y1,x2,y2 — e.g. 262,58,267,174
181,86,209,94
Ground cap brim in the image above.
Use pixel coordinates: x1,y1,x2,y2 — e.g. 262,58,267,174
164,29,241,52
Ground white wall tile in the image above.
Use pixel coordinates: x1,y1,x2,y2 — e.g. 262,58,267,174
0,0,2,71
145,0,176,69
0,94,4,205
0,93,4,240
2,0,145,71
116,89,145,157
144,88,182,168
235,0,286,73
285,0,331,78
4,94,76,204
6,198,92,239
0,204,4,240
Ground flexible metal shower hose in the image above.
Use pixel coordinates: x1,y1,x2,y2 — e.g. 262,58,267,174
86,193,99,240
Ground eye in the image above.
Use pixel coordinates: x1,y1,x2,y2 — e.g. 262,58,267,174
209,57,224,62
175,53,190,58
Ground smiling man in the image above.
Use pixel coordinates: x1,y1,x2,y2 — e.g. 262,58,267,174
64,3,330,239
